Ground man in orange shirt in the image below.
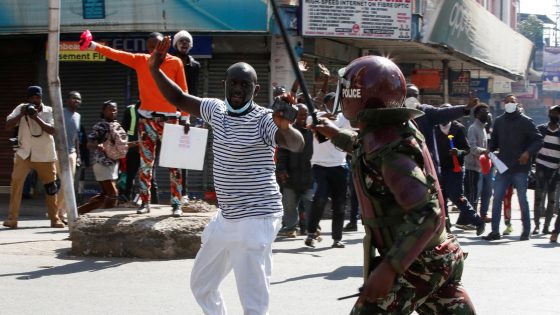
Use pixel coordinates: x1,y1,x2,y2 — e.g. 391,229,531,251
82,32,188,216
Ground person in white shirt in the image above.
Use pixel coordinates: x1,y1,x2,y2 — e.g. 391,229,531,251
148,36,304,315
3,86,64,229
305,92,352,249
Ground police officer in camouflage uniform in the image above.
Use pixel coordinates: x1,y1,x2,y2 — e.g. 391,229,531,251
314,56,476,314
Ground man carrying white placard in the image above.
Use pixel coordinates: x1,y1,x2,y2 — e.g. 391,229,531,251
149,36,304,315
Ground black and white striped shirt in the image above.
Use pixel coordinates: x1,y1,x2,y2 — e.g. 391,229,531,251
536,125,560,170
201,98,282,219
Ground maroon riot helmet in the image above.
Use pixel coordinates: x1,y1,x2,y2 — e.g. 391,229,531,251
339,56,407,123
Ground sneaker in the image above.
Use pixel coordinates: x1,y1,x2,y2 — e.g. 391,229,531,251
502,225,513,235
278,228,297,238
304,236,316,248
343,222,358,232
171,205,182,217
136,203,150,214
550,232,558,243
482,232,501,241
476,223,486,236
332,241,345,248
304,234,322,248
519,233,530,241
532,226,540,235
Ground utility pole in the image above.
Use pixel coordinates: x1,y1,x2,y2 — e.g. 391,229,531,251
47,0,78,230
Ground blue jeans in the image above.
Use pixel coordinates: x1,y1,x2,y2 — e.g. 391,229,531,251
478,168,494,217
307,165,348,241
491,171,531,234
281,188,313,230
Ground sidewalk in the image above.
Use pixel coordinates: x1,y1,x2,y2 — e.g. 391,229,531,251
1,190,559,314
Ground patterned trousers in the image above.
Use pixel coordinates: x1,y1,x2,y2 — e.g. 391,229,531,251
351,236,476,315
138,117,183,206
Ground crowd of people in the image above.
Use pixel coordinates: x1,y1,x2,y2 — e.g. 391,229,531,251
3,31,560,315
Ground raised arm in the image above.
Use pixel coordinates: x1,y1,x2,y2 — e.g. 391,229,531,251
148,36,202,118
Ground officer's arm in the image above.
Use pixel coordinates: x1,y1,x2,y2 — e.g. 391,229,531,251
380,152,442,274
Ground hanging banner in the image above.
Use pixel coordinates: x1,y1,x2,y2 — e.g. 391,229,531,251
302,0,412,40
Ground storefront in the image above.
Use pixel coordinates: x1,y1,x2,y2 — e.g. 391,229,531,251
0,0,272,195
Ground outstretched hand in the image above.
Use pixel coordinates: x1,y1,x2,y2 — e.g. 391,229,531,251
148,36,171,71
311,116,340,139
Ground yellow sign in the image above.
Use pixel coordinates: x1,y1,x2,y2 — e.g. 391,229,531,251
46,41,106,62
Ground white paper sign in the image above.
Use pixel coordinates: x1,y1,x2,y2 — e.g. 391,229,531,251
488,152,508,174
159,124,208,171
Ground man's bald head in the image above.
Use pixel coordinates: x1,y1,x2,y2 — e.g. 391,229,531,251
226,62,258,83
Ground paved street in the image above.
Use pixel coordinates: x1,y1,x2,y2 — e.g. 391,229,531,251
1,193,559,315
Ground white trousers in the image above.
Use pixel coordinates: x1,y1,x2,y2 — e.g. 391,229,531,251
190,211,281,315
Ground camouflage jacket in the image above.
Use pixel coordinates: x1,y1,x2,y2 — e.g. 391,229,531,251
332,122,446,275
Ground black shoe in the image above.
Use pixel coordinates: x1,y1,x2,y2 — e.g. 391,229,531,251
304,236,316,248
520,233,530,241
532,226,540,235
343,222,358,232
543,227,551,235
136,203,150,214
332,241,345,248
482,232,501,241
476,223,486,236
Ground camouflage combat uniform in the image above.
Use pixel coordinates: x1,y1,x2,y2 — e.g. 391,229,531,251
332,116,476,315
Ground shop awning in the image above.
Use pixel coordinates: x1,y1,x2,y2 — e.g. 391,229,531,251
421,0,533,81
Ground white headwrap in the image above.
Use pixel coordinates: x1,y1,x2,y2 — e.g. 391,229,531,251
172,30,193,52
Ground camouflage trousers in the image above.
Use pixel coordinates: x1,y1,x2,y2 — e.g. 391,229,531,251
350,235,476,315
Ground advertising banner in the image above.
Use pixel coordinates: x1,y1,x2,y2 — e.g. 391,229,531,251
52,41,106,62
302,0,412,40
450,71,470,97
469,78,490,100
0,0,269,34
423,0,533,80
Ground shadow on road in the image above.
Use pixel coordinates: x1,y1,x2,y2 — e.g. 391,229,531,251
271,265,362,285
0,248,147,280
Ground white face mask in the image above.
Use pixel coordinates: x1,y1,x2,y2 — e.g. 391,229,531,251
439,122,452,134
504,102,517,113
404,97,420,109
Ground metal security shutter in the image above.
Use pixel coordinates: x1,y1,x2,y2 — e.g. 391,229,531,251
59,61,137,190
0,44,36,185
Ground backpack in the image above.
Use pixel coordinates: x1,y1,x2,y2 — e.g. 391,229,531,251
103,121,128,160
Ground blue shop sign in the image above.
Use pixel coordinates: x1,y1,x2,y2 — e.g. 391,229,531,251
469,79,490,100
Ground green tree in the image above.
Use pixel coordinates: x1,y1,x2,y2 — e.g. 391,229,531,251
518,14,544,49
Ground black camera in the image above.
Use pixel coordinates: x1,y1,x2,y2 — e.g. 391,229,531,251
24,104,37,116
272,97,298,123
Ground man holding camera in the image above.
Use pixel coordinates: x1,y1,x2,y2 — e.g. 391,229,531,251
3,86,64,229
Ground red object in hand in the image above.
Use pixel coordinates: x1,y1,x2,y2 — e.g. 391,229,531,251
447,135,462,173
79,30,92,51
479,154,492,175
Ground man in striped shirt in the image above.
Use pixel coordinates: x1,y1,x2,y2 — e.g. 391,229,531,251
149,37,304,315
533,105,560,235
